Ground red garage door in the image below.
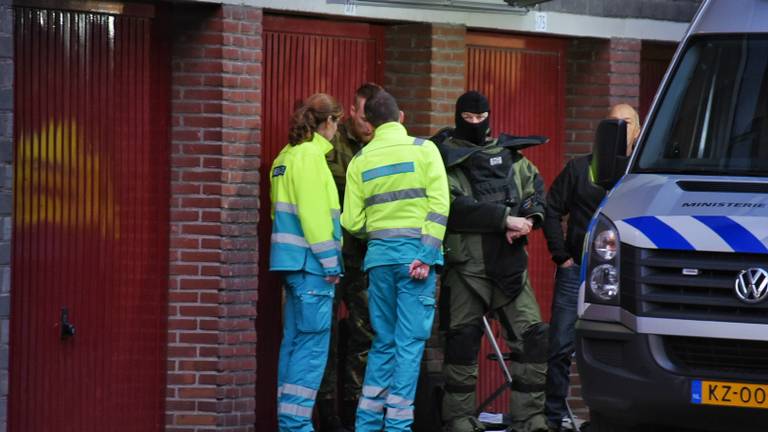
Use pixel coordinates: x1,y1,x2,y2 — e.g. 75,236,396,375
11,5,169,432
466,31,567,413
257,15,385,430
640,42,676,122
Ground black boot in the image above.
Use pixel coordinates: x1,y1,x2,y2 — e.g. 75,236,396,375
317,398,349,432
340,399,358,431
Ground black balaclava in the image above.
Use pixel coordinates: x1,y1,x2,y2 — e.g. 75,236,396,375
453,91,490,145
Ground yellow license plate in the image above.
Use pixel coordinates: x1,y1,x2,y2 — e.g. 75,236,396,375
692,380,768,409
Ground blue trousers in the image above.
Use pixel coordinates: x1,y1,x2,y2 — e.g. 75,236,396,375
356,264,436,432
277,272,334,432
544,264,580,425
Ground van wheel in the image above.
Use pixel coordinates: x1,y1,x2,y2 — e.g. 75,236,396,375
587,412,634,432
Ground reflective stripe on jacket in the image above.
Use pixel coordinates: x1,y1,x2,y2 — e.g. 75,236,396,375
270,132,343,276
341,122,450,270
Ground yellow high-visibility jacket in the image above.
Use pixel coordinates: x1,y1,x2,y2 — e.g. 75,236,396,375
341,122,450,270
269,133,343,276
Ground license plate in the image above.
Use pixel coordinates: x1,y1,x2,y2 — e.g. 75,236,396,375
692,380,768,409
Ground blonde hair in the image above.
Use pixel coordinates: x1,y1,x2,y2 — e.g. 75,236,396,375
288,93,343,145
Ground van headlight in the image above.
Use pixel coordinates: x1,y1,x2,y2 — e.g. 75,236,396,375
593,229,618,260
585,214,620,305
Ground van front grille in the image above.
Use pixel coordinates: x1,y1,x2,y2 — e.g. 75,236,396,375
664,336,768,376
620,245,768,323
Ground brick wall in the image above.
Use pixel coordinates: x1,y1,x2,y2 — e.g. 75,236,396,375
383,22,466,375
384,23,466,139
168,4,261,431
0,0,11,429
565,37,641,158
563,36,641,420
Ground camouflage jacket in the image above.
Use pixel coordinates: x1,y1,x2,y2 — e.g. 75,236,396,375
328,122,367,268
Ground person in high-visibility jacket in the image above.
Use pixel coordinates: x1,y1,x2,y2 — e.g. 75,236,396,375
270,93,344,432
341,90,450,432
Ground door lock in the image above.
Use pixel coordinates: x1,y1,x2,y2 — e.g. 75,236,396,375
60,307,76,340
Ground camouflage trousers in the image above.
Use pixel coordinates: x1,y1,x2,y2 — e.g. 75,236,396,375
441,270,549,432
318,264,374,403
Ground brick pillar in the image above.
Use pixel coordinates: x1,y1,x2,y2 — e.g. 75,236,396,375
0,1,12,430
168,4,261,431
384,23,466,138
564,36,641,420
384,23,467,374
565,37,641,158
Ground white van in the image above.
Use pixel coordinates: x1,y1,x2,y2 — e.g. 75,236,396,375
576,0,768,431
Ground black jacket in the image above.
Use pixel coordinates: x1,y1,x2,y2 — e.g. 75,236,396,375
543,155,605,265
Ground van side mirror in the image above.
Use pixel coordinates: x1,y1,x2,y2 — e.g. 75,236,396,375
593,119,628,190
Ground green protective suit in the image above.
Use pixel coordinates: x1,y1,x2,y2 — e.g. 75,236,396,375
317,122,374,429
435,132,549,432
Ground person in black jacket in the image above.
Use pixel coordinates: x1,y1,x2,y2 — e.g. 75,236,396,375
543,104,640,431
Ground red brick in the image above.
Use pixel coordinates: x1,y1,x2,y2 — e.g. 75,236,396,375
170,4,260,430
201,238,223,249
183,116,222,128
201,210,221,222
169,318,198,330
202,157,223,169
171,182,200,196
171,210,199,222
201,265,221,276
179,333,220,345
169,291,199,303
170,263,200,276
176,415,217,426
179,387,218,399
170,237,199,249
166,399,197,410
180,197,220,208
179,278,221,290
180,251,221,262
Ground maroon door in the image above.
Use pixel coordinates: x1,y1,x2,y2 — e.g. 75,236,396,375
10,6,169,432
640,42,676,122
257,15,385,430
466,31,567,412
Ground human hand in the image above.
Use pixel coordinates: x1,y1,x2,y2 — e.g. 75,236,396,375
559,258,575,268
505,229,526,244
408,259,430,280
325,275,341,285
505,216,532,235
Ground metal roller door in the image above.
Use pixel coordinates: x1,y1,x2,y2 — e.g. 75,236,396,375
10,5,170,431
257,15,385,430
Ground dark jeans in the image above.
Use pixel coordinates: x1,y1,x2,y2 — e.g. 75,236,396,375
544,264,580,425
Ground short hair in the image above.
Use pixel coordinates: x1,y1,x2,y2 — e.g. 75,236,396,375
364,91,400,127
355,82,383,102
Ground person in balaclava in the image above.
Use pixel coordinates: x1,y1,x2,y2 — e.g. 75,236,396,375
432,91,550,432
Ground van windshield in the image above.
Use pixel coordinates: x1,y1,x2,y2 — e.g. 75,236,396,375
636,36,768,176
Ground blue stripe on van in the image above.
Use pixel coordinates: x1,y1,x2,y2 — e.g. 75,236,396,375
623,216,695,250
693,216,768,254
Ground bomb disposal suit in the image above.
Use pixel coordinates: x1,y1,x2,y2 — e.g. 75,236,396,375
434,124,549,432
576,1,768,431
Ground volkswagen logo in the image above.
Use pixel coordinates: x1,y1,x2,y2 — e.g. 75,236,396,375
734,268,768,304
